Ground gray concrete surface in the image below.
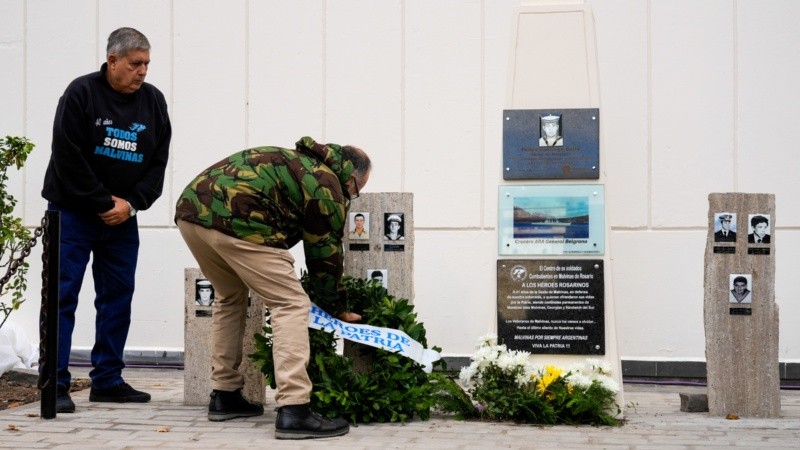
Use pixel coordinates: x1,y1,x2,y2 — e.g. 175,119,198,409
1,367,799,449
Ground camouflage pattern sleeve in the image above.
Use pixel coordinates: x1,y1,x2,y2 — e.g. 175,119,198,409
302,172,349,314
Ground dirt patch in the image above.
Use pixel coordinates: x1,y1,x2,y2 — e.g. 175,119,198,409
0,371,90,411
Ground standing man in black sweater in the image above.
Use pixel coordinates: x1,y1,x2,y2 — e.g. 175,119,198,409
41,27,171,413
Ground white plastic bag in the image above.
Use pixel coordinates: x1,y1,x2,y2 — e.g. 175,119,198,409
0,320,39,376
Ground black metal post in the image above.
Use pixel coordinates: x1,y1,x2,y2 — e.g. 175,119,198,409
39,211,60,419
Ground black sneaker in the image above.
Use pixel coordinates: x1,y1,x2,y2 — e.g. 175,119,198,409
208,389,264,421
89,382,151,403
275,403,349,440
56,386,75,413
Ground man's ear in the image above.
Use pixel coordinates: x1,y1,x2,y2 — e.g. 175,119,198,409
107,53,118,67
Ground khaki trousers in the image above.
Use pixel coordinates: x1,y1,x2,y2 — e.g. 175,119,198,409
177,220,312,406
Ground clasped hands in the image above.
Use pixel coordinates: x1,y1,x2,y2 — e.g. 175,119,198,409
98,195,132,226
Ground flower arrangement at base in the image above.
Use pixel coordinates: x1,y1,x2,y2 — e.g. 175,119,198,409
431,334,621,426
250,273,444,424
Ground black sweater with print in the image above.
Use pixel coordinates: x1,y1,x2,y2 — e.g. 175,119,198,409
42,63,171,214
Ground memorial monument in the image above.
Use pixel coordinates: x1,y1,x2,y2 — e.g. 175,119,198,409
704,193,779,417
183,268,265,406
499,0,624,408
342,192,414,371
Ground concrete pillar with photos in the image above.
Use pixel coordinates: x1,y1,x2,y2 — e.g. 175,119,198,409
342,192,414,302
183,268,265,406
342,192,414,372
704,193,779,418
503,0,624,409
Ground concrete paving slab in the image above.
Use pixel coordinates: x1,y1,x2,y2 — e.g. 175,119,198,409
1,368,799,449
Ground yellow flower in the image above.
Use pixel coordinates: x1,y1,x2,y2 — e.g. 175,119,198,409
536,365,564,397
545,365,563,378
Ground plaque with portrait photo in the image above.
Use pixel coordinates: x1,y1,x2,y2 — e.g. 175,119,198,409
503,108,599,180
382,212,406,251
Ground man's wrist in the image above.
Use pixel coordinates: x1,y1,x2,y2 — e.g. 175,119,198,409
126,201,137,217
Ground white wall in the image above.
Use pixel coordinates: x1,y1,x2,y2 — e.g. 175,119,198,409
3,0,799,363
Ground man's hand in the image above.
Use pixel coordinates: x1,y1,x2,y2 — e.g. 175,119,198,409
337,311,362,323
98,195,131,226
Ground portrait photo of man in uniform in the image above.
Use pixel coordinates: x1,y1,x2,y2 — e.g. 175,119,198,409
538,114,563,147
713,212,736,242
729,274,752,304
349,212,369,240
196,279,215,307
384,213,405,241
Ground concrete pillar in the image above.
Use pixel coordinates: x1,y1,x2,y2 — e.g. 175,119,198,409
342,192,414,372
704,193,780,417
342,192,414,302
183,268,265,406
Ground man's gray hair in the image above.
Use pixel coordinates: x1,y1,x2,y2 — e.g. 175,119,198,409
342,145,372,179
107,27,150,57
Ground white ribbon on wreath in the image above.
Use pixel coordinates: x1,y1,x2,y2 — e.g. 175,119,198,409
308,303,441,373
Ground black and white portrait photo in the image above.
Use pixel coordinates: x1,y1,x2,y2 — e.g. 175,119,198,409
368,269,388,289
747,214,771,244
195,279,215,307
384,213,405,241
713,212,736,242
539,114,563,147
729,274,752,304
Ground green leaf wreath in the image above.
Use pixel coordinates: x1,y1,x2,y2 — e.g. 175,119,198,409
250,273,445,424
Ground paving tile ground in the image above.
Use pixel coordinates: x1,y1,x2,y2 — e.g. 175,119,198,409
1,367,798,449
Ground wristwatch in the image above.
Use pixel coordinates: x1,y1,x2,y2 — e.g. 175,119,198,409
126,201,137,217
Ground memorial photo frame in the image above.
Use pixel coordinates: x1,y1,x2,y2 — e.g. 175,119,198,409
503,108,599,179
728,274,752,304
499,185,604,255
195,278,215,307
348,211,370,240
713,212,737,243
747,214,771,244
384,212,405,241
368,269,388,289
539,114,563,147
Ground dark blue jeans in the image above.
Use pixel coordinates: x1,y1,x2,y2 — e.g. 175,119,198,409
48,205,139,390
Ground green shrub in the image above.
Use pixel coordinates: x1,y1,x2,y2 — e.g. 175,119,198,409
0,135,35,331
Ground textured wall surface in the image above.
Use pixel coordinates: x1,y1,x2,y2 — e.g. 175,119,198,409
2,0,798,364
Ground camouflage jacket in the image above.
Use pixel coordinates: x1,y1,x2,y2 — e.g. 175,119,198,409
175,136,355,312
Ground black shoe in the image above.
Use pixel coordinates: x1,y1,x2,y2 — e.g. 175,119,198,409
89,382,151,403
275,403,349,439
56,386,75,413
208,389,264,421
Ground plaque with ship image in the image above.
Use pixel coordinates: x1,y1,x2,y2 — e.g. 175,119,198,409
499,185,604,255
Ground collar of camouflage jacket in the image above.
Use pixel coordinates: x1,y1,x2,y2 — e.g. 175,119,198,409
295,136,356,193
